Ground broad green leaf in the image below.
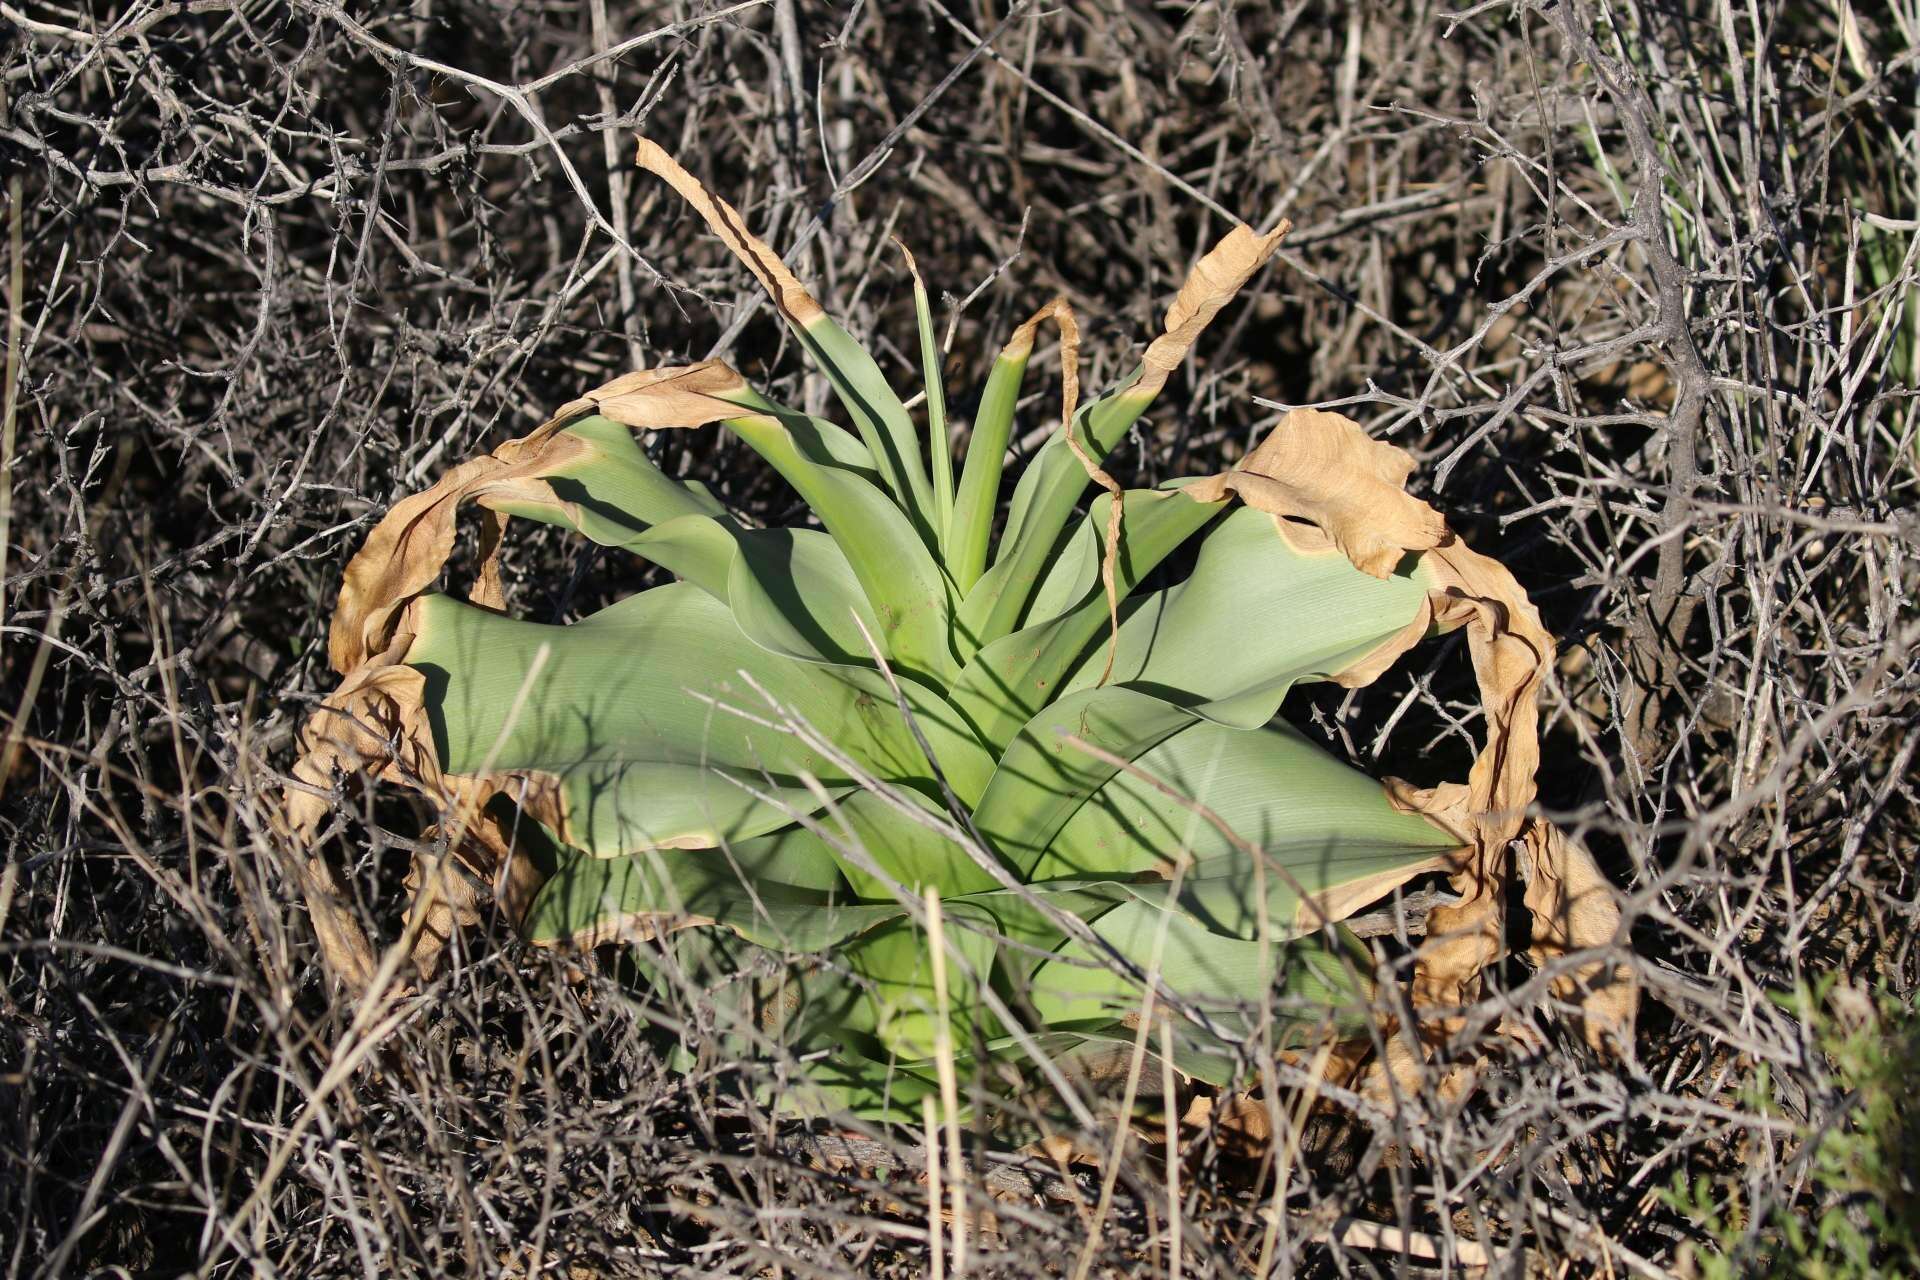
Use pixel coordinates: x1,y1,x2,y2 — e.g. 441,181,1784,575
724,526,883,666
713,385,884,481
847,904,997,1061
502,389,925,672
529,841,1019,1112
1023,507,1101,626
1027,902,1376,1050
407,584,992,855
969,509,1433,876
483,417,739,596
973,686,1199,875
1040,719,1461,938
617,514,739,603
525,840,886,951
813,787,1003,898
721,786,1005,900
496,442,885,668
1055,506,1436,710
540,414,728,528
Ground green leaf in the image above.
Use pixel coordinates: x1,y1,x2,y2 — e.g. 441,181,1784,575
972,686,1199,875
1027,903,1377,1072
789,315,941,547
407,584,992,855
711,389,960,685
950,488,1224,749
1042,719,1461,939
540,415,729,528
733,786,1005,900
515,508,882,669
525,838,886,951
969,508,1433,876
724,526,884,667
905,255,955,551
497,414,897,669
1053,506,1436,712
848,903,998,1062
1023,508,1101,626
947,345,1030,594
634,924,945,1118
956,373,1158,654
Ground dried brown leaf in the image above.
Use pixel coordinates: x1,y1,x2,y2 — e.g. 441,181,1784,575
634,137,826,326
1185,408,1447,579
1136,221,1290,399
286,613,567,992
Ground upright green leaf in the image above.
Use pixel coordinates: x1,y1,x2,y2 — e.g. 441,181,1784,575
955,374,1160,655
696,386,958,683
902,247,955,552
947,340,1031,594
634,139,939,542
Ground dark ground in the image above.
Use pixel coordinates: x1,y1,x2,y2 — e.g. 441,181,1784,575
2,0,1917,1275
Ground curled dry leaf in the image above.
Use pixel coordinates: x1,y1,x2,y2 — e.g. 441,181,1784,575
284,618,567,988
1011,297,1137,686
634,137,827,326
1136,221,1291,400
1520,821,1638,1053
1184,408,1447,579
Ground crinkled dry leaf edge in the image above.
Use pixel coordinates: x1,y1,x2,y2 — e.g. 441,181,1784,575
282,625,560,989
296,362,754,990
1189,408,1636,1085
